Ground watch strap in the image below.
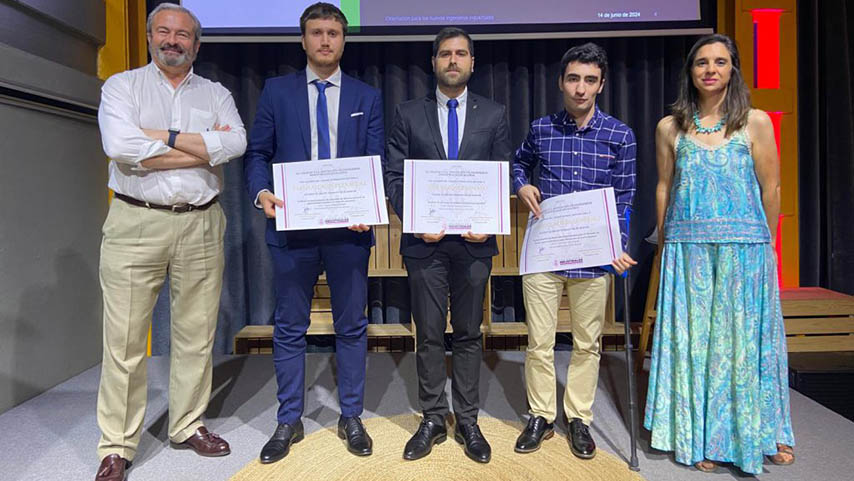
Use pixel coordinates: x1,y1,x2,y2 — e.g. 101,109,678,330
167,129,179,148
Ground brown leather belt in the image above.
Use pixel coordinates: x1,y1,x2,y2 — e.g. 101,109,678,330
114,193,218,213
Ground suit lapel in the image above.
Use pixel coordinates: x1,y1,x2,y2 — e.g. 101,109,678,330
337,74,356,156
293,71,311,159
423,94,447,160
458,93,478,160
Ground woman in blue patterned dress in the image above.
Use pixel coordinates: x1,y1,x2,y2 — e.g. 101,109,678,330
643,34,795,474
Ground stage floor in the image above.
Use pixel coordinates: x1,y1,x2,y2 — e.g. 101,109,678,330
1,352,852,480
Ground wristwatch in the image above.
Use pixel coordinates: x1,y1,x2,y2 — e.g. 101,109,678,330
167,129,180,148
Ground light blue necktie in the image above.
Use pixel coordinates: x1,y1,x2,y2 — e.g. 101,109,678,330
314,80,330,159
447,98,459,160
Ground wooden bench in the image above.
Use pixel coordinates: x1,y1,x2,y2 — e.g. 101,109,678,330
781,287,854,352
234,197,638,354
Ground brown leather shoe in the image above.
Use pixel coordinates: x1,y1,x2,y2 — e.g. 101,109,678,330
95,454,129,481
172,426,231,457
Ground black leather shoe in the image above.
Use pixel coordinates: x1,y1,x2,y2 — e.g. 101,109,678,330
403,418,447,460
259,421,305,464
338,416,373,456
514,416,555,453
568,418,596,459
454,423,491,463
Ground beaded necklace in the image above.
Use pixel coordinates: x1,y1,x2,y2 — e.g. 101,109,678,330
693,111,727,134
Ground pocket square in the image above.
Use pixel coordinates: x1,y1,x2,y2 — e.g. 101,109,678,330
350,112,364,117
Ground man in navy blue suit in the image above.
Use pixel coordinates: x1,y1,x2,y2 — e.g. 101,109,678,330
244,2,383,464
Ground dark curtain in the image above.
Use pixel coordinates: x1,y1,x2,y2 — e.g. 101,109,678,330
798,0,854,295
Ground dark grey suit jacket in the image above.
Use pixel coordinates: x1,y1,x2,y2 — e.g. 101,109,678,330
384,91,513,258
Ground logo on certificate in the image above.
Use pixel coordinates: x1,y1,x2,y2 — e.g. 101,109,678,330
558,258,584,266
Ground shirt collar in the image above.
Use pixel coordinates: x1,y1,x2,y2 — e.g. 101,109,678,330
436,87,468,109
559,105,603,131
149,62,194,89
307,66,342,88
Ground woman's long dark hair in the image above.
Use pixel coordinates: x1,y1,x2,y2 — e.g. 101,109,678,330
671,34,752,136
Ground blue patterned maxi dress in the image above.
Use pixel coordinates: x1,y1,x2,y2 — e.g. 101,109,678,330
643,129,795,474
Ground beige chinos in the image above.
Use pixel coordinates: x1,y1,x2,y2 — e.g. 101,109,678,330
96,198,225,461
523,272,611,425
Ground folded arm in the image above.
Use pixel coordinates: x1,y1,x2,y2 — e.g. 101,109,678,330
99,75,247,171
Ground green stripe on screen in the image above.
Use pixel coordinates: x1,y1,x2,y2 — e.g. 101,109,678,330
340,0,361,31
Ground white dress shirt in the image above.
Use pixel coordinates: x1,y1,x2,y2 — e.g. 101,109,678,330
306,67,341,160
98,62,247,205
435,87,467,157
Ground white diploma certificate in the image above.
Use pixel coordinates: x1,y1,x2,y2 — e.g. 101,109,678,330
402,159,511,235
519,187,623,275
272,155,388,231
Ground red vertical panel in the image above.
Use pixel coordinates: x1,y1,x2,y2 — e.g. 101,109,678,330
751,6,785,285
752,9,783,89
776,214,784,286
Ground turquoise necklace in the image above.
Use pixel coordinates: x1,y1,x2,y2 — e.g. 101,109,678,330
693,111,726,134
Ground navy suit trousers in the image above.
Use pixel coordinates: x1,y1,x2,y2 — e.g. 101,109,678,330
269,239,370,424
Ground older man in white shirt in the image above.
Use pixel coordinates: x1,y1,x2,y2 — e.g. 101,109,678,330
94,4,245,481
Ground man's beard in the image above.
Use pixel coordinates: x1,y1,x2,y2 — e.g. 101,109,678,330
151,43,194,67
437,68,471,89
309,50,342,68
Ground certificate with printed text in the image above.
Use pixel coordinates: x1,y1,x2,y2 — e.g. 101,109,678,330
273,155,388,231
519,188,622,275
402,159,511,235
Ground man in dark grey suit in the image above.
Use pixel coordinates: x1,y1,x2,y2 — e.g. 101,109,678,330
384,27,512,464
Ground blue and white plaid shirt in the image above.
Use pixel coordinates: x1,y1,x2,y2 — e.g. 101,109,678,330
513,106,636,278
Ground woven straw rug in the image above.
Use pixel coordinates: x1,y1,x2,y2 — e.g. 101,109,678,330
230,414,646,481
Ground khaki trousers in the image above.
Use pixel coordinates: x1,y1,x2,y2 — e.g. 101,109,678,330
523,273,610,425
96,198,225,461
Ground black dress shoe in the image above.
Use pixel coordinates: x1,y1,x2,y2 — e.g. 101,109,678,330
403,418,447,460
514,416,555,453
259,421,305,464
338,416,373,456
454,423,491,463
567,418,596,459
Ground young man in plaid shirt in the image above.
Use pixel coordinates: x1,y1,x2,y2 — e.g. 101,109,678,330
512,43,637,459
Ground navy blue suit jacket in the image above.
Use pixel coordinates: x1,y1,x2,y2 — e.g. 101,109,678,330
244,70,384,247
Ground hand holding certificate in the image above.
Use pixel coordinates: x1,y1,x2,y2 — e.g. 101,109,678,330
519,187,623,275
402,159,511,235
272,155,388,231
